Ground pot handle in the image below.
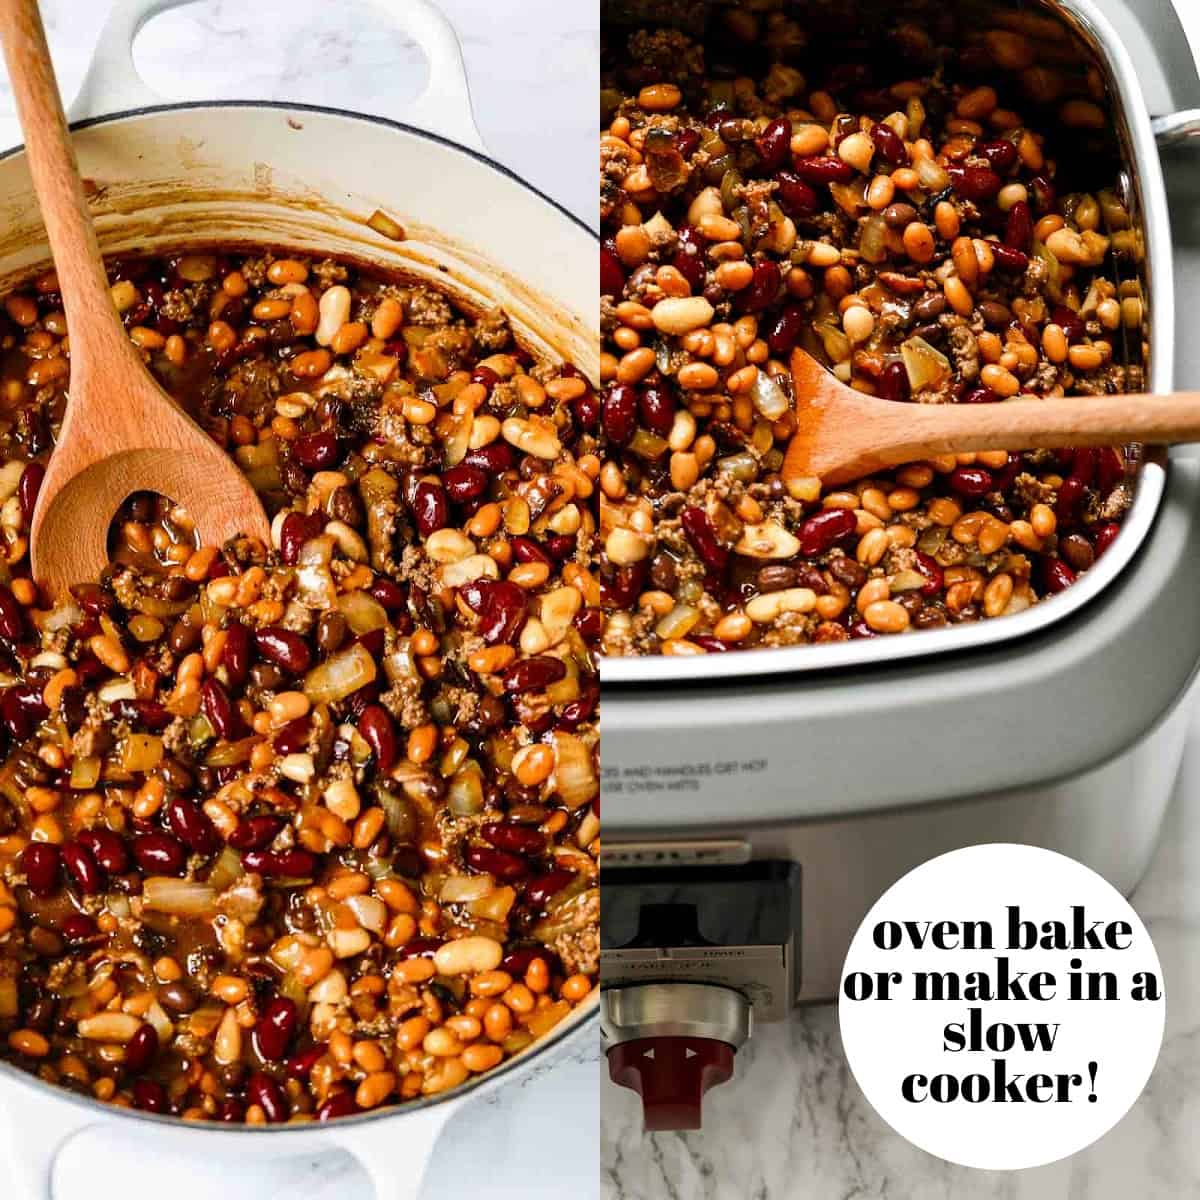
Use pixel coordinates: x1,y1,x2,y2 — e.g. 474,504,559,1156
0,1081,98,1199
1153,111,1200,148
68,0,485,151
325,1101,453,1199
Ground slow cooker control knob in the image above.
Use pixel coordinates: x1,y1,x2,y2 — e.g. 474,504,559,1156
607,1035,735,1130
601,983,752,1131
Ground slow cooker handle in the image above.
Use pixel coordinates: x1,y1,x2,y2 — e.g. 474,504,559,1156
67,0,485,152
0,1079,97,1199
1153,111,1200,147
325,1102,453,1200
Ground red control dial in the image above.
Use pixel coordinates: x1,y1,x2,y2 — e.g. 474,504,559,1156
606,1036,736,1131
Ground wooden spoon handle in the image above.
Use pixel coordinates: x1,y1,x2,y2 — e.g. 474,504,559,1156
878,391,1200,462
0,0,128,369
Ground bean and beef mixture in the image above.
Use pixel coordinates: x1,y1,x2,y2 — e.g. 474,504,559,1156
600,3,1148,654
0,249,599,1121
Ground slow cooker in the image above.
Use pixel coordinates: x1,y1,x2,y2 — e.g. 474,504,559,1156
600,0,1200,1131
0,0,599,1194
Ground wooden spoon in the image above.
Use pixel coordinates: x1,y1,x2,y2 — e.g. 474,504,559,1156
783,347,1200,486
0,0,270,596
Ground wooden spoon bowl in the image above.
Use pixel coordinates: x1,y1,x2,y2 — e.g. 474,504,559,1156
0,0,269,596
783,347,1200,486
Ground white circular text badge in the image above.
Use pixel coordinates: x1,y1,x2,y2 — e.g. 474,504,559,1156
838,844,1165,1170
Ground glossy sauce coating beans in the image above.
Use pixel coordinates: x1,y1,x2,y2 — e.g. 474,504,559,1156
599,12,1147,655
0,250,598,1123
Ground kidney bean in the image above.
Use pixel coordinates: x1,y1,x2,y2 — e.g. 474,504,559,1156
292,430,339,470
991,452,1024,493
573,387,600,431
133,1078,168,1114
511,536,552,566
483,821,545,857
358,705,397,773
755,117,792,170
1060,533,1095,573
960,386,996,405
978,139,1018,172
948,466,994,497
228,815,284,851
442,463,490,503
947,164,1002,202
254,628,312,675
368,577,408,613
991,244,1029,272
638,384,676,436
61,913,99,943
279,511,323,566
132,832,187,877
220,622,252,689
220,1099,246,1123
412,481,448,537
241,849,318,878
603,384,637,445
271,716,310,757
559,685,598,730
737,259,781,314
1051,305,1086,343
1096,448,1124,493
766,303,806,355
774,170,818,218
792,155,854,185
248,1072,288,1123
471,364,500,394
286,1045,326,1081
501,656,567,694
1028,174,1057,213
200,678,243,740
465,844,529,880
1,683,47,740
501,946,558,977
1070,447,1097,486
399,937,442,959
525,868,575,907
0,586,24,644
1094,522,1121,556
680,506,728,572
671,225,707,294
60,842,104,895
17,462,44,522
317,1091,361,1121
871,122,908,164
1004,200,1033,250
21,842,60,897
1042,557,1076,593
124,1024,158,1075
166,796,220,856
601,246,625,297
877,361,911,403
1056,475,1085,523
798,508,856,556
459,579,527,645
78,828,129,876
913,551,945,598
462,442,515,474
253,997,298,1062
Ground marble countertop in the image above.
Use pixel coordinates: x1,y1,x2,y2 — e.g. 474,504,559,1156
0,2,598,1198
601,698,1200,1198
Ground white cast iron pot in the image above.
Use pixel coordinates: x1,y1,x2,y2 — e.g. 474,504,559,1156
0,1,599,1196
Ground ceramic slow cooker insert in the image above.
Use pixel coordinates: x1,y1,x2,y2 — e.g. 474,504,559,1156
0,0,599,1195
600,0,1200,1130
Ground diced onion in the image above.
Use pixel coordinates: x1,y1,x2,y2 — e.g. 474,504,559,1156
900,335,951,393
440,875,495,904
551,732,598,810
304,642,376,704
143,877,216,916
751,370,790,421
336,590,389,635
